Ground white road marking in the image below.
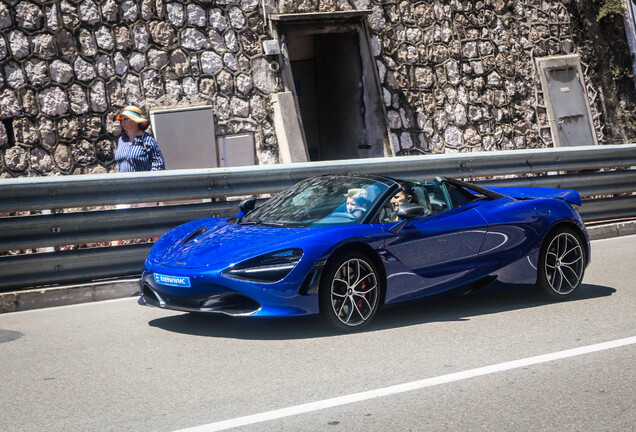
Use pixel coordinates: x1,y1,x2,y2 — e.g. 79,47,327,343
174,336,636,432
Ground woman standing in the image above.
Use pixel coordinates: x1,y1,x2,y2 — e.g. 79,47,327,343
112,106,165,245
114,105,165,172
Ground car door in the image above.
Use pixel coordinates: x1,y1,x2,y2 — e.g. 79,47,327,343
470,198,545,287
380,183,489,304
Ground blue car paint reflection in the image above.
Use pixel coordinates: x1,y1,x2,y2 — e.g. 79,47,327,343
139,174,590,328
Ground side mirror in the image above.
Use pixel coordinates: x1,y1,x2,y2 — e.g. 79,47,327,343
238,197,256,217
397,203,425,220
389,203,425,234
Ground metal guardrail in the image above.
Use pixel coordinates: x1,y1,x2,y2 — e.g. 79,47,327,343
0,144,635,291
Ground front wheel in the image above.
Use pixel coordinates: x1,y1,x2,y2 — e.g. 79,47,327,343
536,227,586,299
319,252,381,331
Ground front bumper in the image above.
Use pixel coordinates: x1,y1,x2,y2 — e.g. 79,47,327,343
139,275,261,316
138,266,320,317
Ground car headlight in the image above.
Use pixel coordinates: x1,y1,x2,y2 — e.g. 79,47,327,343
222,249,303,283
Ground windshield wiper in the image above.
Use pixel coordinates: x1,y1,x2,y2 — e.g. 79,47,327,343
239,219,286,227
239,219,262,225
261,222,286,227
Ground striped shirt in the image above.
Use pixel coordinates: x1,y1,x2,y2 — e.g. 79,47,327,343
115,132,166,172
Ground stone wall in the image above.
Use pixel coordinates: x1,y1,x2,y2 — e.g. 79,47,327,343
0,0,282,177
342,0,602,155
0,0,610,177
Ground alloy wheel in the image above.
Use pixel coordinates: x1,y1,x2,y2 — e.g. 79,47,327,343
544,232,584,295
330,258,379,327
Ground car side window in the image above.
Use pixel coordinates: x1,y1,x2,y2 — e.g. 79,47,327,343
418,182,449,215
375,184,435,223
377,197,397,223
445,184,479,208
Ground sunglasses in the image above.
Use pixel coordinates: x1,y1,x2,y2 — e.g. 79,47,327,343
121,117,131,122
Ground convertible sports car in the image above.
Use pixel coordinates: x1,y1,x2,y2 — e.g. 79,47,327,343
139,174,590,330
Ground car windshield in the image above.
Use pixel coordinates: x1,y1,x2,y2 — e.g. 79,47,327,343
240,175,391,228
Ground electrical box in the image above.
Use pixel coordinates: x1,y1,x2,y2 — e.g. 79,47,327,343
149,105,217,169
217,133,256,167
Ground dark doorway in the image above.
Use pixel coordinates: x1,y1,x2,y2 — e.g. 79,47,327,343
1,119,15,148
288,32,365,160
278,17,389,161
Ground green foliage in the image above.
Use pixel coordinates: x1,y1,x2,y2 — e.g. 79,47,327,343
627,113,636,132
594,0,624,22
611,64,633,81
626,108,636,129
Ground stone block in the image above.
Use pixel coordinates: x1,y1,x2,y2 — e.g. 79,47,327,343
80,0,100,25
38,86,69,116
16,2,44,30
0,3,11,29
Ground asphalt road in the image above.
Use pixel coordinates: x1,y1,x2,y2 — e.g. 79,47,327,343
1,235,635,432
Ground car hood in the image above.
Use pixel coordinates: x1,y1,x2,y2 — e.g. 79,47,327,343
158,220,311,268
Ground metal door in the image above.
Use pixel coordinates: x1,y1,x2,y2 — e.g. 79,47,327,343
545,66,596,147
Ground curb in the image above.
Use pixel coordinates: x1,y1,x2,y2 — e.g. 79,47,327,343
0,278,140,314
1,220,635,314
586,219,636,240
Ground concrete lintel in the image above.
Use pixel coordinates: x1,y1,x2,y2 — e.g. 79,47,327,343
270,11,372,22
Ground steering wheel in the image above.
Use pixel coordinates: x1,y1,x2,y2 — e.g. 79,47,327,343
350,207,367,218
330,212,359,221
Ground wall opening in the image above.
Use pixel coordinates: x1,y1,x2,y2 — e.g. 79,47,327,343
1,119,15,148
287,31,365,160
273,13,390,161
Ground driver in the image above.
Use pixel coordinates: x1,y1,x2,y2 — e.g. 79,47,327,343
389,184,418,221
345,189,370,219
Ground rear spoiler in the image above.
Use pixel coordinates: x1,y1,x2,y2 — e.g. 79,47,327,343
436,177,582,206
486,186,582,206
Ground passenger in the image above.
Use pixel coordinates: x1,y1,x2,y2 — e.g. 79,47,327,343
390,184,418,221
345,188,369,219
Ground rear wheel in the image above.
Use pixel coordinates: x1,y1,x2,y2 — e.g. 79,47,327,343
537,227,586,299
319,252,381,331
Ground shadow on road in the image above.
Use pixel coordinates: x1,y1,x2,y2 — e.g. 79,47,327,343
147,283,615,340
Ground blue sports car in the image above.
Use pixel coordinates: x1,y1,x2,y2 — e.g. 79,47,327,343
139,174,590,330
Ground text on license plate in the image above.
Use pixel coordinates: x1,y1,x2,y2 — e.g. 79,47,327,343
154,273,191,288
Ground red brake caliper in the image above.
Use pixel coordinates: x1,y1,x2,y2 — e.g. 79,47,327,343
356,280,367,310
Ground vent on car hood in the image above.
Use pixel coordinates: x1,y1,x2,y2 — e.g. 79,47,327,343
179,226,207,246
159,222,308,269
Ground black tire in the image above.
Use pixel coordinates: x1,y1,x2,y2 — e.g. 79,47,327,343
319,252,381,331
536,227,586,299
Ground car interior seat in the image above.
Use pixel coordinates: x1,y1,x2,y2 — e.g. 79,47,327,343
412,186,432,216
421,184,448,214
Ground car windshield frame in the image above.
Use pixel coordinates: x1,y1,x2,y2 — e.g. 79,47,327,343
239,175,394,228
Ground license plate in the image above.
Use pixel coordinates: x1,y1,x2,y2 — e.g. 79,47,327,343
154,273,191,288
